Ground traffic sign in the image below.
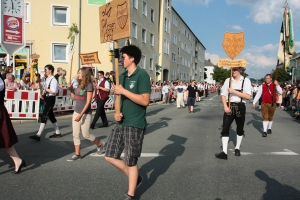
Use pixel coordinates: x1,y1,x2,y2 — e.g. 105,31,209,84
0,0,25,55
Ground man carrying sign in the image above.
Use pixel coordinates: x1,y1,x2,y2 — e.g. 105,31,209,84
104,45,151,199
215,67,252,160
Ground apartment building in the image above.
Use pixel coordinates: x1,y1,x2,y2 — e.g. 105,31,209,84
170,8,205,82
1,0,205,82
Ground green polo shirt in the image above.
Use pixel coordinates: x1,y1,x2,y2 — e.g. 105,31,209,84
119,67,151,129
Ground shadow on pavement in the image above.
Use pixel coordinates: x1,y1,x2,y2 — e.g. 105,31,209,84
146,108,165,117
246,113,263,135
0,125,106,174
145,117,172,135
255,170,300,200
136,134,187,199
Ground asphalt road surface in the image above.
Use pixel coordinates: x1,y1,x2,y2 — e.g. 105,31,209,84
1,94,300,200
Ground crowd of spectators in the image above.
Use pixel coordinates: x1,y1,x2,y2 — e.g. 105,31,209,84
150,79,221,105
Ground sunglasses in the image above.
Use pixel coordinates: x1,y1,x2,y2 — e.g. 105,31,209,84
232,68,239,71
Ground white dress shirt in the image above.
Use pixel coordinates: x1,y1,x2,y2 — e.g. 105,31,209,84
44,76,58,96
252,84,282,105
221,76,252,103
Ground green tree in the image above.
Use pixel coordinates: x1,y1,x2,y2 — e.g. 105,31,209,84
240,68,249,78
270,67,290,82
212,66,230,83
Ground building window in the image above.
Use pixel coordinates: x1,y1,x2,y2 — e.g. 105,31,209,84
52,43,68,63
131,22,137,38
150,9,155,22
25,3,31,23
164,39,169,54
172,53,176,62
150,33,154,46
142,1,147,16
52,5,70,26
142,28,146,43
172,34,177,45
150,58,153,70
141,55,146,69
132,0,138,9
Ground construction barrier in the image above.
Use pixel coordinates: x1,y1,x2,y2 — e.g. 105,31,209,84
53,89,75,112
150,89,162,102
5,90,40,121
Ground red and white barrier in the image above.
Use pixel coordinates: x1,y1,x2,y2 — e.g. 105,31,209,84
53,89,75,112
5,88,116,120
150,89,162,102
5,90,40,121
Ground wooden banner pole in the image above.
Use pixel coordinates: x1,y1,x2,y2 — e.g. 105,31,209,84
114,41,120,114
228,68,233,108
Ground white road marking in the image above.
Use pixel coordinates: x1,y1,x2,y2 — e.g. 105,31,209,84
209,95,219,100
90,153,165,157
229,149,299,156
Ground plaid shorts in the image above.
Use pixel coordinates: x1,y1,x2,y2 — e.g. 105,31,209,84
105,124,145,166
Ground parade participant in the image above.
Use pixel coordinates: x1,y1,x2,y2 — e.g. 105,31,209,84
90,71,110,129
215,67,251,159
175,81,185,108
162,82,169,104
67,68,105,161
252,74,282,137
0,75,26,174
104,45,151,200
204,82,209,97
29,64,61,141
186,80,197,114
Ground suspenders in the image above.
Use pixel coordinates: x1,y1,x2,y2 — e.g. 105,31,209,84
228,78,245,103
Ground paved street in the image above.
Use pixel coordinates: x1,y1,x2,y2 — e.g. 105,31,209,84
1,94,300,200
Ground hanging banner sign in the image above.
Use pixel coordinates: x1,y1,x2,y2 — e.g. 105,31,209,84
79,52,101,65
99,0,130,43
218,59,247,67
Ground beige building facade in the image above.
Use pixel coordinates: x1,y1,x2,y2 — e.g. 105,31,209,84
3,0,205,82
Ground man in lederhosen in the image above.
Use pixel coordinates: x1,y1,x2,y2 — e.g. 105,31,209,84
252,74,282,137
215,67,251,160
29,64,61,141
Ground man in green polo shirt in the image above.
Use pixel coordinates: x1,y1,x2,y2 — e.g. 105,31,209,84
105,45,151,200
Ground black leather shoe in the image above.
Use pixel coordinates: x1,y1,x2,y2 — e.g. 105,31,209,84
262,132,267,137
267,129,272,134
235,149,241,156
29,135,40,141
99,124,108,128
90,125,95,129
49,133,62,138
215,151,228,160
14,160,26,174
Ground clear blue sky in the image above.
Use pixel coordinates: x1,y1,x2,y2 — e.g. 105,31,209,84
172,0,300,79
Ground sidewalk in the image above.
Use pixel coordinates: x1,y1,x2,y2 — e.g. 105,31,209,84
11,101,163,124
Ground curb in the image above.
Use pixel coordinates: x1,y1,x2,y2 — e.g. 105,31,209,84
11,102,163,124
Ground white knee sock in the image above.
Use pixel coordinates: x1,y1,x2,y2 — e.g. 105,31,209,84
222,137,229,154
36,123,46,136
235,135,243,150
198,97,201,101
52,122,60,134
268,121,273,129
263,121,268,132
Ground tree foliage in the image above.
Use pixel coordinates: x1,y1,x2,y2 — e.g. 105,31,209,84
270,67,290,83
211,66,249,84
